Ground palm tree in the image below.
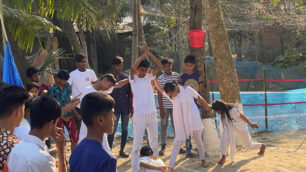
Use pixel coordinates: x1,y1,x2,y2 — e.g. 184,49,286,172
1,0,127,82
202,0,241,103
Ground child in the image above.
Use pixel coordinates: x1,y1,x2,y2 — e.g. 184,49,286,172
211,100,266,165
178,55,204,157
138,146,170,172
0,85,29,171
130,45,163,172
157,58,185,156
154,82,210,169
8,95,67,172
26,67,50,95
14,98,32,141
69,93,117,172
49,70,80,151
26,82,40,97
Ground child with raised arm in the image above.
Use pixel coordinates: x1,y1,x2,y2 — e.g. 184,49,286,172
154,81,210,169
211,100,266,165
138,146,170,172
130,44,163,172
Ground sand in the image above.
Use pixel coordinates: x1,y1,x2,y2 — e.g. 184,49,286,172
52,129,306,172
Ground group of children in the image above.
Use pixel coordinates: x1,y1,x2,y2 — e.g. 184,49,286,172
0,44,266,172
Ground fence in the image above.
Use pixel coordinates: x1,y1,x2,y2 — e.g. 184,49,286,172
210,73,306,132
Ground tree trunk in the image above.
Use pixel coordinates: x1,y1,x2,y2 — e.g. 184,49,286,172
236,31,243,61
132,0,139,64
189,0,220,156
89,32,98,72
202,0,241,104
62,20,90,68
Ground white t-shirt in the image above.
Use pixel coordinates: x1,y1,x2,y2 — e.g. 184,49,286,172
129,73,156,115
77,85,114,157
14,118,30,141
68,69,97,98
138,156,165,172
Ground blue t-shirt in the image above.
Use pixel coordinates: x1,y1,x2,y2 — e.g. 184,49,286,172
69,138,117,172
179,71,203,92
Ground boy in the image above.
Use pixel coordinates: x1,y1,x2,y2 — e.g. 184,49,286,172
68,54,97,135
130,45,163,172
77,74,129,162
26,83,40,97
7,95,67,172
14,98,32,141
68,54,97,99
0,85,29,171
26,67,50,95
49,70,81,151
70,93,117,172
178,55,204,157
108,56,132,158
157,57,185,156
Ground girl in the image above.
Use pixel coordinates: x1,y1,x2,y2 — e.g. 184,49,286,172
154,81,210,169
138,146,170,172
212,100,266,165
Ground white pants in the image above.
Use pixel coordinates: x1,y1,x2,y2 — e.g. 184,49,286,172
131,113,159,172
221,126,262,161
169,129,205,168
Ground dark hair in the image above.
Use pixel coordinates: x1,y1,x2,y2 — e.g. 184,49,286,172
25,98,33,110
0,86,30,118
81,93,115,126
26,82,40,91
140,146,153,157
30,95,62,129
75,54,85,62
212,100,233,125
164,82,177,93
56,70,70,81
161,57,173,65
26,67,39,78
184,55,196,64
101,74,116,85
138,59,150,69
112,56,124,65
0,81,8,89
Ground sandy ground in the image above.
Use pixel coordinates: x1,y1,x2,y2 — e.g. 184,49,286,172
52,129,306,172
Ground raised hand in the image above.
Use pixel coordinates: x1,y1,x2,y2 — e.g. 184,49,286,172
52,127,65,150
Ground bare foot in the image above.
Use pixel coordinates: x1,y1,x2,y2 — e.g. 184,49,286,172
258,144,266,155
218,156,226,166
202,160,209,168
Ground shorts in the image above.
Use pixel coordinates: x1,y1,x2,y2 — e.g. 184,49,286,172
57,117,79,143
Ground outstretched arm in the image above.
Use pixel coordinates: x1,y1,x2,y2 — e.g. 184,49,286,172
196,96,212,111
153,78,164,94
114,78,129,88
140,162,170,172
240,113,259,129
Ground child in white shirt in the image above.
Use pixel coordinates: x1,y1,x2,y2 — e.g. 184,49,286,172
138,146,170,172
14,98,32,140
154,81,211,169
211,100,266,165
130,45,163,172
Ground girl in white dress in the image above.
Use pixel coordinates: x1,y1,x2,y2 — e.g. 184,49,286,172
212,100,266,165
154,81,211,169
